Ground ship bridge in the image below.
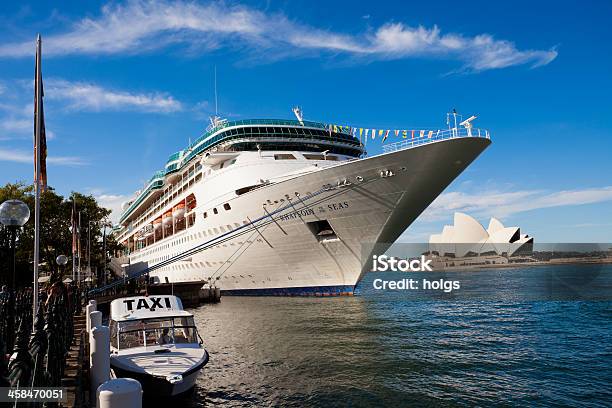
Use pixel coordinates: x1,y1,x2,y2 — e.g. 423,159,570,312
166,119,364,174
118,119,364,225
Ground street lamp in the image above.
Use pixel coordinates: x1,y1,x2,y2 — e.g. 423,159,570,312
56,255,68,266
0,199,30,353
0,199,31,290
56,254,68,280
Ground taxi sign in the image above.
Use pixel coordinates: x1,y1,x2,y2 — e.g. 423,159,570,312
110,295,184,319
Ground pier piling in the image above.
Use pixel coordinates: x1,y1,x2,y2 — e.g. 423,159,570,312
97,378,142,408
90,325,110,402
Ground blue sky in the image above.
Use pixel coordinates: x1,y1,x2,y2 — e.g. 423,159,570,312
0,0,611,242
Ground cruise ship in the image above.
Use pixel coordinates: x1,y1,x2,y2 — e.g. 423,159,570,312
112,112,491,295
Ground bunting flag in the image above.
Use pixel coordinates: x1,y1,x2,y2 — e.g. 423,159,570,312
325,122,445,144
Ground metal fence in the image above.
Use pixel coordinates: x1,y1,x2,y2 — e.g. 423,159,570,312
382,127,491,153
0,285,82,395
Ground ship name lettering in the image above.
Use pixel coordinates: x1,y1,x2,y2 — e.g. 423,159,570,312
327,201,349,211
279,208,314,221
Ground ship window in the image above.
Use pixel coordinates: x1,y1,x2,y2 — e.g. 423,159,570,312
304,154,322,160
203,212,207,218
274,154,296,160
236,184,263,195
224,203,231,211
213,208,218,215
306,220,339,242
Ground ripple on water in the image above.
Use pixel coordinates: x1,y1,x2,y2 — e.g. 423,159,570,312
182,267,612,407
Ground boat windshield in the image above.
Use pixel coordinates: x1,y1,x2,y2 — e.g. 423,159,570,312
111,317,198,350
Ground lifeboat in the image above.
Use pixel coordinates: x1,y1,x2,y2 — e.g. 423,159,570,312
162,211,173,226
172,202,186,219
153,217,162,230
186,194,197,212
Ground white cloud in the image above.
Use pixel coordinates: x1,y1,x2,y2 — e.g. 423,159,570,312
422,186,612,221
367,24,557,70
0,118,30,132
0,148,86,166
46,79,182,113
0,1,557,71
94,193,129,224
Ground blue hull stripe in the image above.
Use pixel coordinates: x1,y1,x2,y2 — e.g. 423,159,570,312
222,284,356,296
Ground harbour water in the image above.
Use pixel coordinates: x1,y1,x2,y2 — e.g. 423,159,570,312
185,265,611,407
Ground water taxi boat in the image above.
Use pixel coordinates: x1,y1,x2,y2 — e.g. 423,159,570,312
109,295,209,396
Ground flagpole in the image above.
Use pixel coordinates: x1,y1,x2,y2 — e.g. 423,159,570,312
72,196,77,281
78,211,81,285
33,34,42,325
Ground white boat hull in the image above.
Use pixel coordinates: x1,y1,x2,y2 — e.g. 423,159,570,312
123,137,490,295
110,346,209,396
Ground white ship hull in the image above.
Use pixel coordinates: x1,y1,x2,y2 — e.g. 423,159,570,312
123,136,490,295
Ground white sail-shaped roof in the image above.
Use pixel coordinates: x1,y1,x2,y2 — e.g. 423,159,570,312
428,213,533,257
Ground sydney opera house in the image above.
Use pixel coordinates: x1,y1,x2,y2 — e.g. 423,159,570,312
429,212,534,257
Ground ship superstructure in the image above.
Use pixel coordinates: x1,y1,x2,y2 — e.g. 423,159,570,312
112,115,490,295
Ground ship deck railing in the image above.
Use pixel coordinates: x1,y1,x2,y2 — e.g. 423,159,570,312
382,127,490,153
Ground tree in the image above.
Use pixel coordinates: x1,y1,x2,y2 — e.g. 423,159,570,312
0,182,121,288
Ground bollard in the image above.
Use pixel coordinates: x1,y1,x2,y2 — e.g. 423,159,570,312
97,378,142,408
89,311,103,366
214,287,221,302
199,287,210,302
85,300,97,334
90,325,110,401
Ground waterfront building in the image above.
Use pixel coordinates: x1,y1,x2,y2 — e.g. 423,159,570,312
429,212,533,257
